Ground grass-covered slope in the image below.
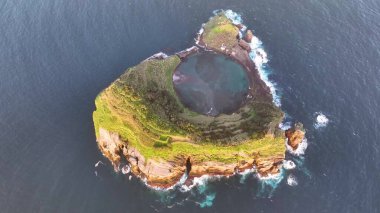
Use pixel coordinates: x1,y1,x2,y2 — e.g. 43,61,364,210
93,54,285,164
202,14,240,50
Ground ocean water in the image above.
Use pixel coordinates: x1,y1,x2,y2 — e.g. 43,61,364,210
1,0,380,212
173,52,249,116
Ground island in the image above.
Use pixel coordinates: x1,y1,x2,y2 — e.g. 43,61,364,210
93,11,305,189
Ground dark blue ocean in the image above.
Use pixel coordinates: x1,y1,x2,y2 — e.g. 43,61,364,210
1,0,380,212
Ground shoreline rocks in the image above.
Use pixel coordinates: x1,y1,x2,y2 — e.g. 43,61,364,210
98,128,285,189
285,122,305,150
244,30,254,43
238,39,251,52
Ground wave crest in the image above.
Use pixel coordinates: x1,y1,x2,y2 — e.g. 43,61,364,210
314,112,329,128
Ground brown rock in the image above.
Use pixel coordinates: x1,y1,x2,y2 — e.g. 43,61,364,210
244,30,254,43
176,46,199,59
285,122,305,150
236,24,245,30
238,39,251,52
98,128,286,189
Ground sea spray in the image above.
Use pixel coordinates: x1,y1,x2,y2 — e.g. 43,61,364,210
287,174,298,186
283,160,296,170
314,112,329,128
141,173,189,192
94,160,104,167
256,169,285,198
180,175,224,192
121,165,130,174
144,52,168,61
197,193,216,208
279,121,292,130
195,25,205,46
178,175,218,208
248,37,281,106
238,167,256,184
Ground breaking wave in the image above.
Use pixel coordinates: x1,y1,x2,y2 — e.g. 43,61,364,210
314,112,329,128
283,160,296,170
287,174,298,186
279,121,292,130
256,169,285,198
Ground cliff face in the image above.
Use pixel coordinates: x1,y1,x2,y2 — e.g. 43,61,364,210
98,128,285,188
93,12,293,189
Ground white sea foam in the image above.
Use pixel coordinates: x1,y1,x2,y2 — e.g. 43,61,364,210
238,167,256,176
121,165,130,174
144,52,168,61
198,193,216,208
256,171,283,180
314,112,329,128
287,174,298,186
178,173,188,185
179,175,214,192
249,47,281,106
283,160,296,170
95,160,104,167
172,73,180,82
195,25,205,45
286,138,308,156
279,121,292,130
238,167,256,183
177,46,198,55
224,10,243,25
256,169,285,198
144,173,189,191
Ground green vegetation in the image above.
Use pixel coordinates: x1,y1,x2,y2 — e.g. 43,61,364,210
202,14,239,50
93,55,285,164
94,92,284,163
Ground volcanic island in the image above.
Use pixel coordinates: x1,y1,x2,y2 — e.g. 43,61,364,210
93,11,305,189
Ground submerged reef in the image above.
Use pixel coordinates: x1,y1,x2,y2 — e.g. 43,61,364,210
92,11,305,189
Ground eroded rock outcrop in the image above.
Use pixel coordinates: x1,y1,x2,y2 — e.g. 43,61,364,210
98,128,285,188
238,39,251,52
98,128,186,188
285,122,305,150
244,30,254,43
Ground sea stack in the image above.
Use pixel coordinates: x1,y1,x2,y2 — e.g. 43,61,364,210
285,122,306,150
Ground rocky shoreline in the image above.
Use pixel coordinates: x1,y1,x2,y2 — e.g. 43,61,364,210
98,127,292,189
